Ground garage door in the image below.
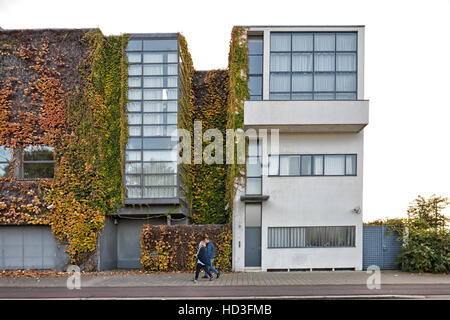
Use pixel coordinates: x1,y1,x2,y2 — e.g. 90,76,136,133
0,226,62,270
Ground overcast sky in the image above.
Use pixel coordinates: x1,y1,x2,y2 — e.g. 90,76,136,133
1,0,449,221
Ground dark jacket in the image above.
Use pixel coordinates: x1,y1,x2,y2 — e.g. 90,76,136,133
197,246,209,265
206,242,215,259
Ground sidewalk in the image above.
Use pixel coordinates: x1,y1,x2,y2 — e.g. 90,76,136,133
1,270,449,288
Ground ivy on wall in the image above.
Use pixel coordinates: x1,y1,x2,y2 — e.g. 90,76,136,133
225,27,249,213
140,224,232,272
0,29,128,267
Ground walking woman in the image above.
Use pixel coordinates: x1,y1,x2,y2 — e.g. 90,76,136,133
193,241,213,282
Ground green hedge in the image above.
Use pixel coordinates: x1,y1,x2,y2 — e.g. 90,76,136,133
140,224,232,272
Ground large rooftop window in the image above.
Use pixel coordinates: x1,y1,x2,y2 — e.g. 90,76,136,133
270,32,357,101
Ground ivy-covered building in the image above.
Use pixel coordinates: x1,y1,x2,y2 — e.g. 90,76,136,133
0,26,369,272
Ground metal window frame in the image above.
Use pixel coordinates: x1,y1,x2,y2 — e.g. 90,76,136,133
268,226,356,248
269,32,358,101
267,153,357,177
124,35,180,202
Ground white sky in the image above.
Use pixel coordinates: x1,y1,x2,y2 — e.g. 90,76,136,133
1,0,449,221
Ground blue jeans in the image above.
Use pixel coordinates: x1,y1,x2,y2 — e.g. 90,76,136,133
207,258,219,275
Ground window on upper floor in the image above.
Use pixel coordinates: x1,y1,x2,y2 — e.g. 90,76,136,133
269,32,357,101
125,37,179,200
0,146,12,178
268,154,356,176
248,35,263,101
0,145,54,179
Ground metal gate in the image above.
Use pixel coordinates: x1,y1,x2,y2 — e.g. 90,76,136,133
363,226,402,270
0,226,67,270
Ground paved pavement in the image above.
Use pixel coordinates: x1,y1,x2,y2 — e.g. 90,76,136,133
0,271,449,299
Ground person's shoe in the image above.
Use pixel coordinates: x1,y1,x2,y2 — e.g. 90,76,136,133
216,272,220,279
201,275,208,279
193,278,198,283
209,276,214,281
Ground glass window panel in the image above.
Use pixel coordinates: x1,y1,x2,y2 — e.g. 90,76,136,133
125,163,142,174
292,33,313,51
143,187,176,198
128,77,141,88
127,113,142,125
143,64,163,76
126,186,142,198
167,76,178,87
143,162,177,174
247,139,260,157
271,33,291,51
127,89,142,100
248,76,262,96
292,73,312,92
268,155,279,176
0,163,10,178
314,92,335,100
314,34,335,51
127,102,141,112
346,154,357,175
143,52,164,63
249,55,263,74
143,89,162,100
127,53,141,63
270,73,290,92
143,126,164,136
128,65,142,76
167,53,178,63
143,77,163,88
23,146,54,161
143,150,177,161
143,39,177,51
126,40,142,51
314,73,334,91
143,174,177,186
143,114,164,125
129,126,141,136
280,156,300,175
167,89,177,99
0,146,10,161
125,151,141,161
270,53,290,72
292,93,313,100
167,113,178,124
301,155,312,175
126,138,142,149
324,155,345,175
143,101,164,112
314,53,335,71
143,137,175,149
313,155,323,175
246,177,262,195
336,92,357,100
336,73,356,91
336,33,357,51
125,175,141,186
167,64,178,75
23,163,54,178
245,203,261,227
269,93,290,100
250,95,262,101
248,38,263,55
336,53,356,71
246,156,261,177
292,53,312,72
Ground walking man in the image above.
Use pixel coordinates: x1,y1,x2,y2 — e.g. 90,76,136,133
193,240,213,283
203,236,220,279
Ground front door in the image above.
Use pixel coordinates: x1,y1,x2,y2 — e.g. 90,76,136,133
245,203,261,267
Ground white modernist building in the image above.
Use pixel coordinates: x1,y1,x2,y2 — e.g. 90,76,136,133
232,26,369,271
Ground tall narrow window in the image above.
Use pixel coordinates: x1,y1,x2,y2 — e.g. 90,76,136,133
22,145,55,178
0,146,11,178
248,35,263,100
125,36,179,200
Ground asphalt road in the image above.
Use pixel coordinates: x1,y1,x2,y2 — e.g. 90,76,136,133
1,284,450,299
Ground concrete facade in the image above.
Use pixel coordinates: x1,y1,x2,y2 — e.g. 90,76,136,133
233,26,369,272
